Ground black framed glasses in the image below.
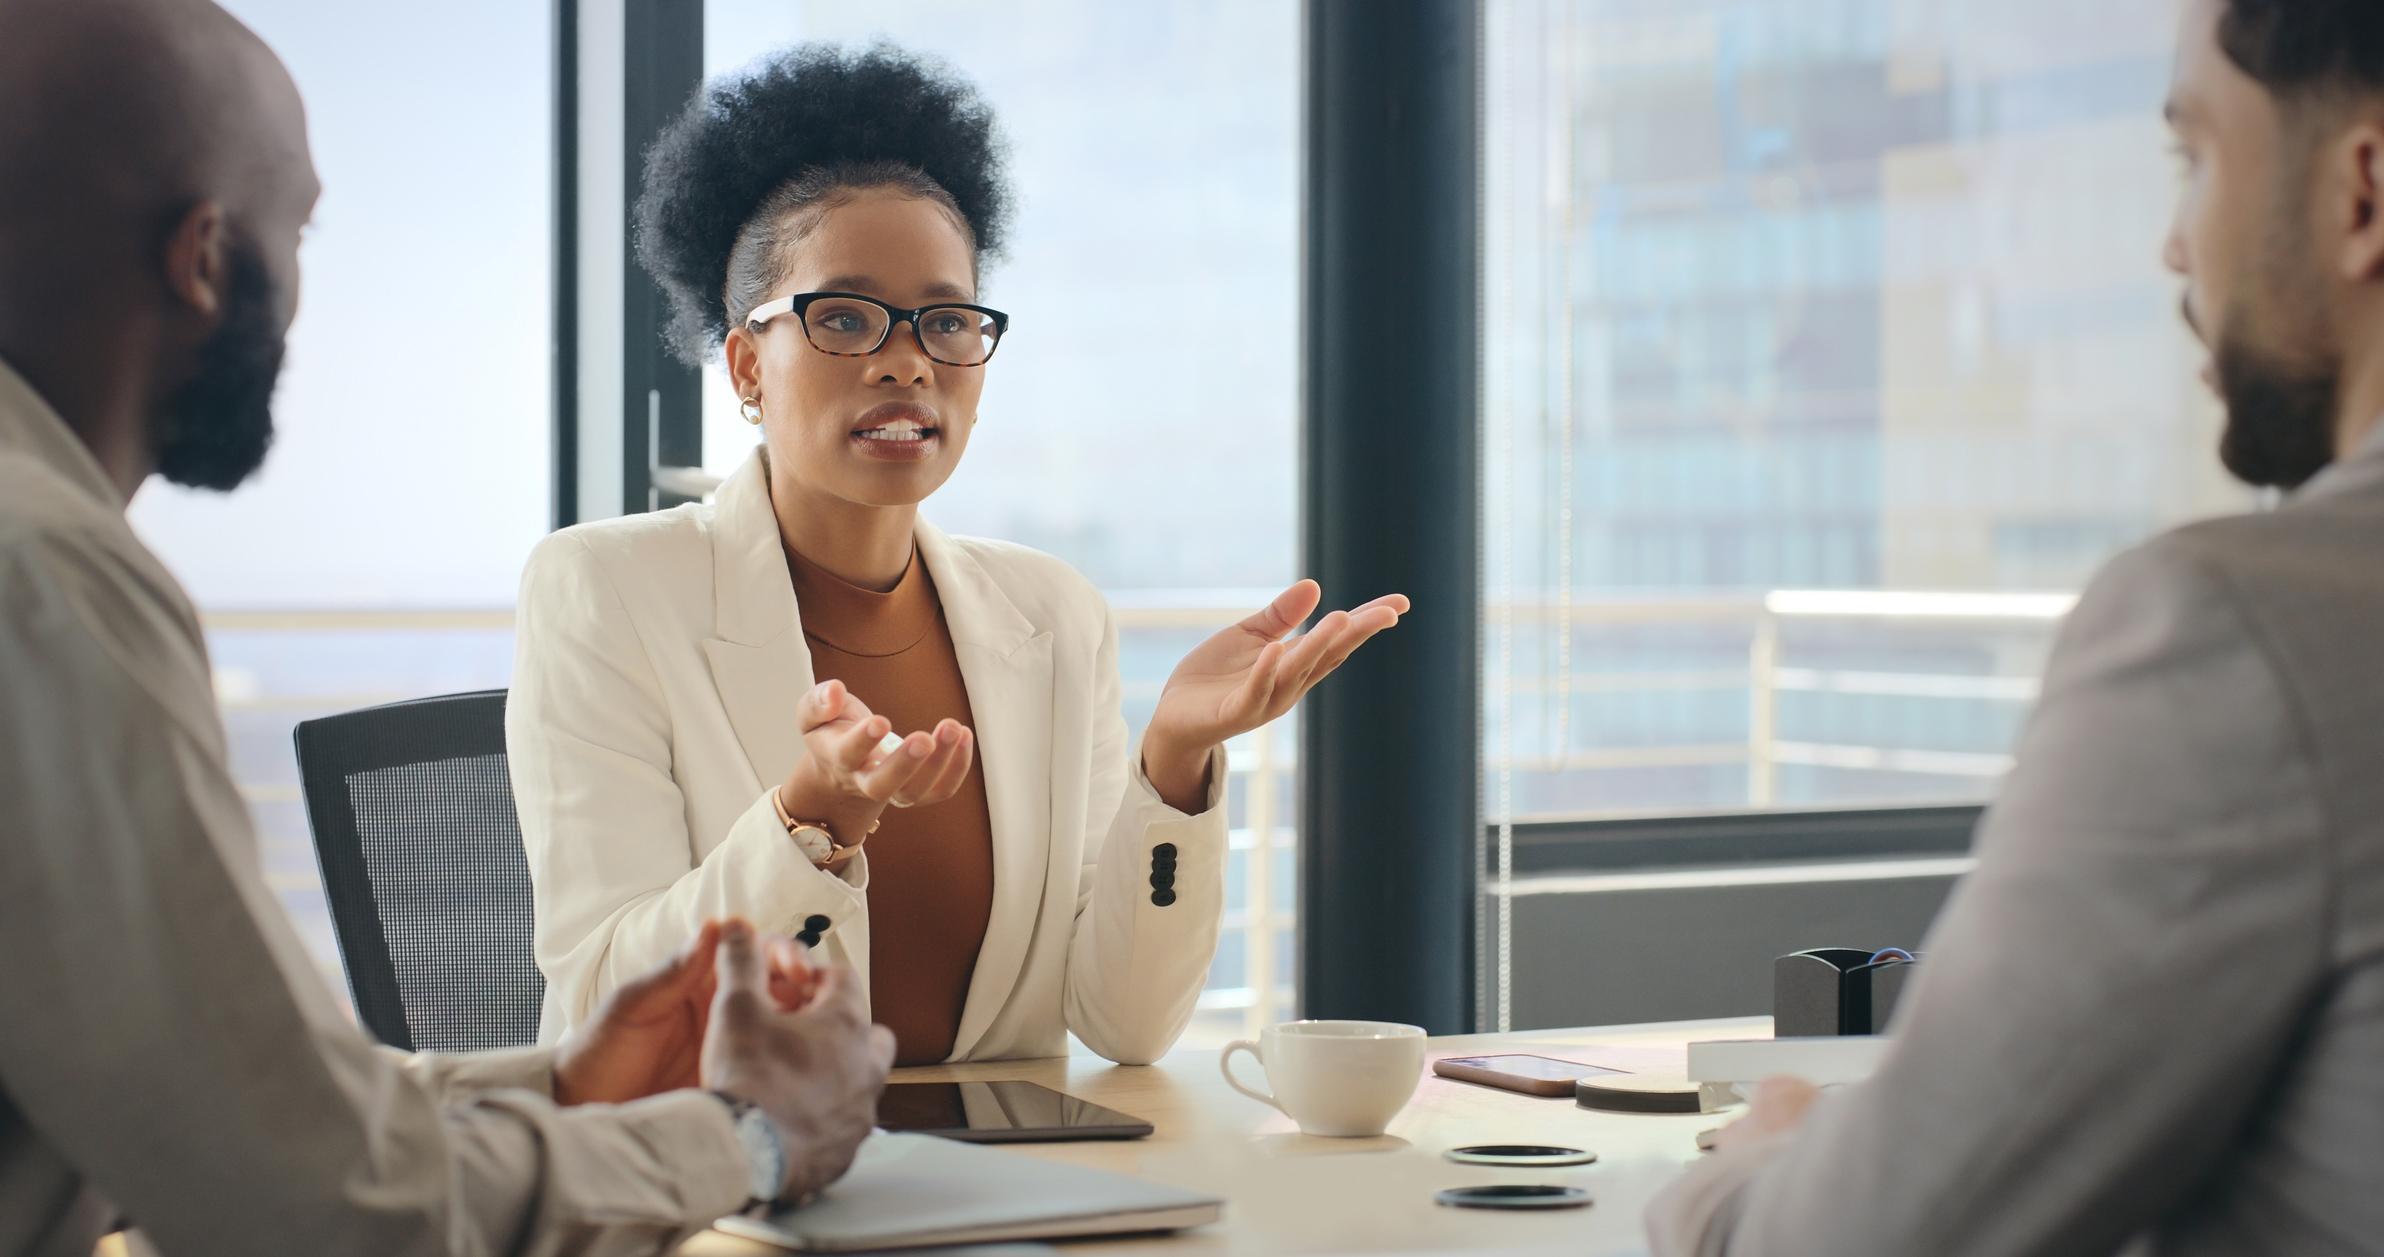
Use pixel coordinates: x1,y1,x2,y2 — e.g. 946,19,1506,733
745,291,1010,367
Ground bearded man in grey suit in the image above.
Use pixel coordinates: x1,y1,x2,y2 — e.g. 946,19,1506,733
1649,1,2384,1253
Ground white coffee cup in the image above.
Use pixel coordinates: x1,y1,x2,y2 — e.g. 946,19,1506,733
1219,1020,1427,1137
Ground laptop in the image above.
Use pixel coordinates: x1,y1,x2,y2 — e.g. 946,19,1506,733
712,1132,1224,1253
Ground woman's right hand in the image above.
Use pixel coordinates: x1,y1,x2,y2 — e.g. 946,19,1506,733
778,679,974,846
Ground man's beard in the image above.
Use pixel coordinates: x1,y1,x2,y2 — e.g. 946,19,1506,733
2213,319,2338,491
153,237,286,491
2207,160,2342,493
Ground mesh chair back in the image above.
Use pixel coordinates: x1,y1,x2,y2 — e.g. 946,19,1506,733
294,690,544,1052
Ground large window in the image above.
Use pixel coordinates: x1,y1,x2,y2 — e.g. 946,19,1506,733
701,2,1301,1045
126,0,550,985
1484,0,2238,820
1480,0,2244,1018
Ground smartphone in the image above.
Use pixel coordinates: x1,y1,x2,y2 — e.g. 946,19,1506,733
1432,1053,1623,1098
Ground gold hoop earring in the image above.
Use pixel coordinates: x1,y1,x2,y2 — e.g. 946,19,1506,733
740,396,764,426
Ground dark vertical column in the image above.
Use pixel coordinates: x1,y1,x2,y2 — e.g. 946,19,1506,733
619,0,704,515
550,0,579,529
1299,0,1481,1032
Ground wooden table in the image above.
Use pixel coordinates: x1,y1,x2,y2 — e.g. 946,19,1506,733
681,1017,1768,1257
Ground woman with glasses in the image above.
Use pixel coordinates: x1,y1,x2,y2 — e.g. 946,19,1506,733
508,44,1405,1067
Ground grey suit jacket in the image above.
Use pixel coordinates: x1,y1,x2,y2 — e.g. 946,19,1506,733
1647,430,2384,1256
0,359,752,1256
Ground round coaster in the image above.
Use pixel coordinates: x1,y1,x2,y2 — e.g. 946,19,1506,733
1444,1144,1598,1168
1434,1185,1593,1211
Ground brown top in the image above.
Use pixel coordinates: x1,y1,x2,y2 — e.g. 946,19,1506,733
786,543,996,1066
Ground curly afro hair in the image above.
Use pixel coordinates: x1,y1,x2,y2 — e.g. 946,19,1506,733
635,42,1012,365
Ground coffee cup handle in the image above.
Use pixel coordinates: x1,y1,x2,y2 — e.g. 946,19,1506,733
1220,1039,1283,1114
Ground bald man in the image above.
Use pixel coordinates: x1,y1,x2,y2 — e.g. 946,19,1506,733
0,2,894,1254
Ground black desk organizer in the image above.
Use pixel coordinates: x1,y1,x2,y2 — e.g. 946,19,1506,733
1774,947,1918,1037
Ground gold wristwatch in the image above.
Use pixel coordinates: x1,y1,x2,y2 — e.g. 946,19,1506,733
771,786,872,871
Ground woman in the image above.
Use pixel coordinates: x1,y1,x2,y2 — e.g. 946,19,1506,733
509,44,1404,1066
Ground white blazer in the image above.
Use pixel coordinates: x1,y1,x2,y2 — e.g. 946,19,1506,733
507,452,1229,1064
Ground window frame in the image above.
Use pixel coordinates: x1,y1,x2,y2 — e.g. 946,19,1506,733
1499,804,1982,878
553,0,706,530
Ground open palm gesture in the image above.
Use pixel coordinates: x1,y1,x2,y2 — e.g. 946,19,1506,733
779,679,974,845
1141,580,1408,809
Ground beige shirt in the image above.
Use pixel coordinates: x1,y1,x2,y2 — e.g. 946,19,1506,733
0,359,750,1256
1647,429,2384,1256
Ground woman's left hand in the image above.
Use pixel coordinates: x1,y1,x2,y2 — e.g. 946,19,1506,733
1140,580,1409,811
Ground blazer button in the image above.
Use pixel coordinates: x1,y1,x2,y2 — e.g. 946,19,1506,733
1153,843,1178,860
795,931,822,949
804,914,832,934
1150,889,1178,908
1149,869,1176,891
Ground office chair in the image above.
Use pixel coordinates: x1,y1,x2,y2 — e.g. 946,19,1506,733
294,689,545,1052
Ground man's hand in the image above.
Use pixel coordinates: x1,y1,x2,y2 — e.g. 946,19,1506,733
764,935,827,1011
1710,1076,1824,1154
554,920,720,1106
553,922,833,1106
702,920,896,1201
